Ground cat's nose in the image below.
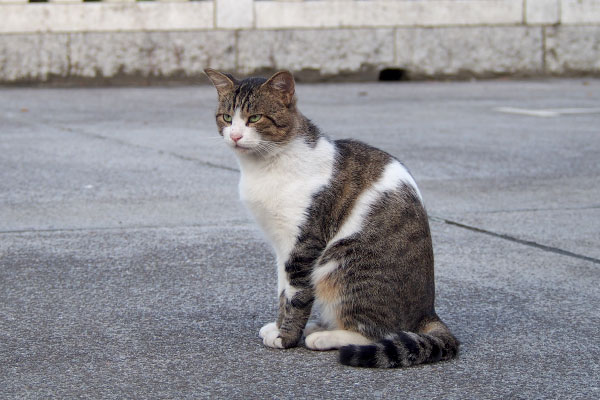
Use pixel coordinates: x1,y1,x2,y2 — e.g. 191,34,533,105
230,132,243,143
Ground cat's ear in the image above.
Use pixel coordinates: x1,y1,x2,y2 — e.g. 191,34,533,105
204,68,236,96
262,71,295,105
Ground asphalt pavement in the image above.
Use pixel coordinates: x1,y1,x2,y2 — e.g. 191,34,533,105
1,79,599,399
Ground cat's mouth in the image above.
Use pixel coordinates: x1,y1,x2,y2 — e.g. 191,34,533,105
234,143,252,152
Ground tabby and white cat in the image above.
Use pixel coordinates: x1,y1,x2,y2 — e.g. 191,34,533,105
205,69,459,368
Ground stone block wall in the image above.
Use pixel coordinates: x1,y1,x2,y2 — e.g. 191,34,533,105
0,0,599,84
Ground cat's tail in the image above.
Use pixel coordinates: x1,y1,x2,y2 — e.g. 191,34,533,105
339,319,459,368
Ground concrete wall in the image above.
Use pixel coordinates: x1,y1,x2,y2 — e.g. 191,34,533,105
1,0,599,84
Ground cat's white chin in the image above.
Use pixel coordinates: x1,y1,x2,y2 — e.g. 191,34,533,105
232,143,266,157
230,143,251,153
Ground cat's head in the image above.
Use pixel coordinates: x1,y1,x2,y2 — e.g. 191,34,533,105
205,69,298,157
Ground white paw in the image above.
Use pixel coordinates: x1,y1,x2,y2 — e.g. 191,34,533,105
305,331,337,351
259,322,284,349
263,330,284,349
259,322,278,339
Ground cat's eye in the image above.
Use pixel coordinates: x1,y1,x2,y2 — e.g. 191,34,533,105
222,114,232,122
248,115,262,123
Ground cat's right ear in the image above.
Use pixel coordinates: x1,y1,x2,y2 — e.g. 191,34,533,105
204,69,236,96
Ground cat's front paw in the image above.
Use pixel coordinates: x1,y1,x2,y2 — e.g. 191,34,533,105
259,322,284,349
259,322,278,339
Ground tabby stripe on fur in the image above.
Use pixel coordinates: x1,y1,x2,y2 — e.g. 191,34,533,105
340,321,459,368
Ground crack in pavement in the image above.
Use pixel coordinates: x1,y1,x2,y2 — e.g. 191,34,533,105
6,114,240,173
465,205,600,214
53,123,241,173
430,216,600,265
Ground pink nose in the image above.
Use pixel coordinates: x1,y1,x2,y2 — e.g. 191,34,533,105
230,132,243,143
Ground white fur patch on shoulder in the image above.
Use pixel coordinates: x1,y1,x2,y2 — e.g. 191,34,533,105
329,159,421,244
386,160,422,201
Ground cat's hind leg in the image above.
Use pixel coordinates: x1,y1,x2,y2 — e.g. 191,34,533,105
305,330,372,351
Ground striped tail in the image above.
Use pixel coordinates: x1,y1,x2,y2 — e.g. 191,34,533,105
339,320,459,368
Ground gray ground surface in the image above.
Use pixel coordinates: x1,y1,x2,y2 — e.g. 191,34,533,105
1,79,599,399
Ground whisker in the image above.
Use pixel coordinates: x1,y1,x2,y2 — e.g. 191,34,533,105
257,141,282,150
255,142,273,158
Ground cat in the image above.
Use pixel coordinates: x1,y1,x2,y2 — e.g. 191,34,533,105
204,68,459,368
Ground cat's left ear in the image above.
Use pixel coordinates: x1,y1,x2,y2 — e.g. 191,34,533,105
263,71,295,105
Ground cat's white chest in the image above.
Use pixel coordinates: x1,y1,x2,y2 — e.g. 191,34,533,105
238,138,336,260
